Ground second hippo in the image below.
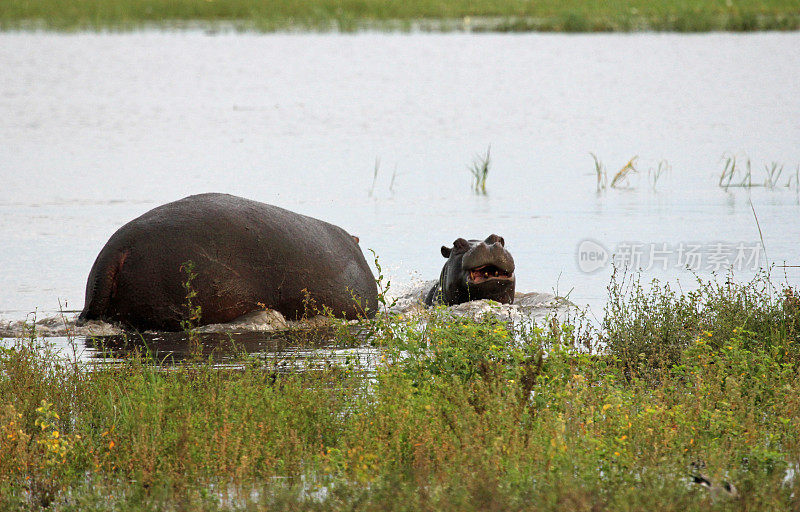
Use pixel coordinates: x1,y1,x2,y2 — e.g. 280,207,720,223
425,234,515,306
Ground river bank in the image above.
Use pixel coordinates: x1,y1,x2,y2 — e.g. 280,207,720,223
2,273,798,510
2,0,800,32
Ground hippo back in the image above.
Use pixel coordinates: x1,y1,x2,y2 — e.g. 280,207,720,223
79,193,377,330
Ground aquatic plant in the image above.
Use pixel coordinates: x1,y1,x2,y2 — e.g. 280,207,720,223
592,155,643,191
648,159,670,191
368,157,380,197
764,161,784,189
749,200,769,270
719,154,798,190
468,145,491,195
590,152,607,192
722,154,756,188
719,153,738,189
788,165,800,192
389,163,398,194
609,156,638,189
369,157,399,197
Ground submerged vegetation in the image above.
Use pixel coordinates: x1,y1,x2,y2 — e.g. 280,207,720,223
369,158,399,198
469,145,491,195
648,159,671,191
592,154,650,192
2,271,800,510
591,152,607,192
719,154,800,191
1,0,800,32
591,152,799,193
609,156,639,189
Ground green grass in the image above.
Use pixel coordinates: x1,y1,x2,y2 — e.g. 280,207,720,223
2,272,800,510
469,145,491,195
719,154,800,191
591,152,607,192
591,154,651,192
2,0,800,32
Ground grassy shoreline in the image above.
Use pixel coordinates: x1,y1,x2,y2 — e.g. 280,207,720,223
2,272,799,510
2,0,800,32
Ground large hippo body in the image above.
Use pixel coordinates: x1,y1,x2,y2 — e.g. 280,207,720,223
79,193,378,331
425,234,515,306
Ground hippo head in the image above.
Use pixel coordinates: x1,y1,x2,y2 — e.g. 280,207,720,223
426,234,515,306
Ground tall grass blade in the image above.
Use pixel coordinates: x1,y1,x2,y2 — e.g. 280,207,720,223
369,157,380,197
610,156,638,189
590,152,606,192
469,145,491,195
648,159,670,191
764,162,783,189
749,198,769,270
719,154,736,190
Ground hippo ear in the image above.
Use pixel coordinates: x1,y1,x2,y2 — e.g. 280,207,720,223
441,246,452,258
453,238,470,251
485,234,505,246
351,235,360,245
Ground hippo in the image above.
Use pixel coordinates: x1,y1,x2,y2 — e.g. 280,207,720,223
78,193,378,331
425,234,515,306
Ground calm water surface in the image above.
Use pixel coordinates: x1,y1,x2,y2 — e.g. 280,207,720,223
1,31,798,330
2,329,377,369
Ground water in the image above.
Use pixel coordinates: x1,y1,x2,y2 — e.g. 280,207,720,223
1,328,379,370
1,31,799,333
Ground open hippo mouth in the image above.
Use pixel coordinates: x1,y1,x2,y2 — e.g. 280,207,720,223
468,264,514,284
425,234,516,306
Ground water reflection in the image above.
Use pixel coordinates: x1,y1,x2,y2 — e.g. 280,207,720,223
1,326,379,370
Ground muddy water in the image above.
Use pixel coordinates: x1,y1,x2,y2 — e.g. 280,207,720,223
1,32,798,351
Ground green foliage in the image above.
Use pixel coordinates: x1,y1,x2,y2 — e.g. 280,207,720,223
591,152,607,192
387,312,527,382
468,145,491,195
603,270,702,378
604,270,800,380
1,0,799,32
719,153,800,191
179,260,202,332
1,276,800,509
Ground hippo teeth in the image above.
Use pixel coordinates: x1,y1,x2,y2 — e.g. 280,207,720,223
469,264,512,283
